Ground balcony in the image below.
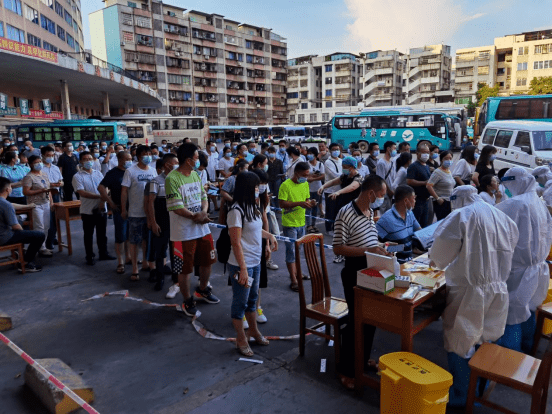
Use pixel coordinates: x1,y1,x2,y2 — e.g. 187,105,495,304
420,76,440,84
407,77,421,91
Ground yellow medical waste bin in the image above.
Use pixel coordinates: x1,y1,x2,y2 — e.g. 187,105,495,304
379,352,452,414
543,279,552,335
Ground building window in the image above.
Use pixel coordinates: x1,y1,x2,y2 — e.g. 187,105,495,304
122,31,134,43
286,92,298,99
127,1,137,7
325,64,332,72
64,9,72,26
135,16,151,28
72,20,78,33
516,62,528,71
43,41,58,52
5,0,22,15
289,115,295,123
0,22,3,38
57,26,65,41
6,24,25,42
27,33,41,47
74,41,79,52
326,101,332,108
121,12,133,25
300,91,308,98
66,33,74,48
478,66,489,75
25,4,39,24
54,1,63,17
518,46,528,55
516,78,527,86
41,15,56,34
167,74,190,84
310,114,317,122
136,34,153,47
325,77,332,84
325,90,332,97
301,103,308,109
298,114,305,123
535,45,543,54
40,0,53,9
322,113,329,122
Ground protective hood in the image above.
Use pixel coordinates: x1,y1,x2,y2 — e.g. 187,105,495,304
450,185,481,210
501,167,537,197
532,166,552,187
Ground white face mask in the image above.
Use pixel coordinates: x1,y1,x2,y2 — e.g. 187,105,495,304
419,153,430,162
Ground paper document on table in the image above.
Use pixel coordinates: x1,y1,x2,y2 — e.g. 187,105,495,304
413,220,443,250
403,254,445,290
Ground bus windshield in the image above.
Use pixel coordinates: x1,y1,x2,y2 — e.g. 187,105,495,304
272,127,284,138
533,131,552,151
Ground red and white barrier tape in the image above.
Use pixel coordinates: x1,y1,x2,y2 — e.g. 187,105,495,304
0,332,100,414
82,290,300,342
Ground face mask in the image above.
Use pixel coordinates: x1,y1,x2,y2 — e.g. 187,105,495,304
505,188,512,198
83,161,94,170
443,160,453,169
431,153,439,160
124,161,133,169
93,152,100,159
173,164,179,170
279,147,285,153
225,143,230,148
370,193,385,209
194,159,200,170
342,168,350,176
463,138,468,142
489,155,497,162
371,150,378,158
68,146,74,152
259,184,267,193
210,146,216,152
297,177,307,184
249,148,256,154
44,157,53,164
101,146,107,151
474,153,480,160
390,149,397,157
224,152,231,158
491,189,497,194
268,153,276,159
25,146,30,150
152,155,159,160
3,143,9,147
15,159,20,164
307,154,314,161
232,145,237,151
263,164,268,172
33,162,43,171
254,190,260,199
13,150,19,155
331,150,340,158
419,153,430,162
354,156,362,162
161,144,167,148
142,156,152,165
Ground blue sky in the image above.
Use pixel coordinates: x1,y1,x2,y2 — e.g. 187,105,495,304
81,0,551,58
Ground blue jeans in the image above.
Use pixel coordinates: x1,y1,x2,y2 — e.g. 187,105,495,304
283,226,305,263
413,198,431,228
228,263,261,320
306,192,320,227
112,211,129,244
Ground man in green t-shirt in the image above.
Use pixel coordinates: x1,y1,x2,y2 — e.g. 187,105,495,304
278,162,313,291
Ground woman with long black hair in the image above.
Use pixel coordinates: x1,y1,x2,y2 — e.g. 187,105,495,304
452,145,479,186
228,171,277,356
472,145,497,188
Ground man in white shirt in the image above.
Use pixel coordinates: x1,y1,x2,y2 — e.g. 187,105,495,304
41,146,63,250
202,140,219,182
121,145,157,279
72,151,116,265
323,143,342,234
376,141,397,214
101,144,122,175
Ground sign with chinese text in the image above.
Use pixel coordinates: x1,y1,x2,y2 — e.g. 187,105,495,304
0,93,7,110
0,106,17,116
19,99,29,116
0,37,58,63
22,110,63,119
42,99,51,114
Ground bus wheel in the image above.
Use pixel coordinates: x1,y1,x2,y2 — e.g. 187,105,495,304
358,141,369,153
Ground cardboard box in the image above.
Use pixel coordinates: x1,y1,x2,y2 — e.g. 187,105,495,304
357,268,395,294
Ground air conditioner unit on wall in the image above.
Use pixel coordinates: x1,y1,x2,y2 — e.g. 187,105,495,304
175,52,180,57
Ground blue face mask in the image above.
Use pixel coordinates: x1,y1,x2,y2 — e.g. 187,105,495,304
370,193,385,209
390,149,397,157
194,159,200,170
307,154,314,161
263,164,268,172
124,161,133,169
225,143,231,148
254,191,260,199
224,152,231,158
331,150,340,158
152,154,159,160
173,164,179,170
101,145,107,151
342,168,350,176
33,162,44,171
431,153,439,160
354,156,362,162
83,161,94,170
297,177,307,184
210,146,216,152
93,152,100,159
279,147,286,153
232,145,237,151
142,156,152,165
443,160,453,169
249,148,256,154
474,153,480,160
489,154,497,162
268,153,276,159
44,157,53,164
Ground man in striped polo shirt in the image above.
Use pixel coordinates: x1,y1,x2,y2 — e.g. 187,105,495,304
333,174,393,388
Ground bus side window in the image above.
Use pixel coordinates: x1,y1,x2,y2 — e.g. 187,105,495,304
152,120,160,130
179,119,188,129
164,120,170,130
172,120,179,130
481,128,497,145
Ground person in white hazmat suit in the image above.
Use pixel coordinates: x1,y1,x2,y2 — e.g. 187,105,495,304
429,185,519,407
542,180,552,212
496,167,552,354
532,166,552,197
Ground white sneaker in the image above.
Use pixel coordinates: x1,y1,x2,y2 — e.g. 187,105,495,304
39,248,53,257
256,308,267,323
166,283,180,299
266,260,279,270
242,316,249,330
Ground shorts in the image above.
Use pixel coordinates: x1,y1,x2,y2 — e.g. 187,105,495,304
128,217,148,245
283,226,305,264
112,211,129,244
172,234,216,275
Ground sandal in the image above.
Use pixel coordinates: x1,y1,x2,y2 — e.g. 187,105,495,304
339,375,355,390
116,264,125,274
247,332,269,346
130,273,140,281
236,343,254,357
289,282,299,292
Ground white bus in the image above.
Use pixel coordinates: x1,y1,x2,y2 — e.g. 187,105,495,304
126,123,153,145
95,114,209,148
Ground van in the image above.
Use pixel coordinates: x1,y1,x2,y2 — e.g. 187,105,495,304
478,120,552,171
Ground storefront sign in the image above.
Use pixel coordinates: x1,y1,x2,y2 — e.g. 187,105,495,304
22,109,63,119
0,106,17,116
0,93,7,110
19,99,29,116
42,99,51,114
0,38,58,63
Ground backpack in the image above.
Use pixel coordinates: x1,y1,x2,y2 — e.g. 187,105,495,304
215,206,244,266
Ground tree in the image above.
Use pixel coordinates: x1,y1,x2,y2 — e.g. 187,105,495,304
476,82,500,106
466,99,477,117
529,76,552,95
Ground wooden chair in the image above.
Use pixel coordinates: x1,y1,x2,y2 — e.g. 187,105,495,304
295,233,348,367
466,341,552,414
532,302,552,356
0,243,25,274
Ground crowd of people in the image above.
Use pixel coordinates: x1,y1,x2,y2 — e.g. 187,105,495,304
2,134,552,403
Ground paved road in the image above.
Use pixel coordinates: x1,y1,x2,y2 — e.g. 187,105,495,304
0,201,541,414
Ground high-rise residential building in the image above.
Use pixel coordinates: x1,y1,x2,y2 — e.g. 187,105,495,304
403,44,453,105
286,53,362,124
454,28,552,102
0,0,84,55
89,0,288,125
360,50,405,107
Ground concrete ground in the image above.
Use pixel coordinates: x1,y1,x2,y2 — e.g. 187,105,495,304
0,195,547,414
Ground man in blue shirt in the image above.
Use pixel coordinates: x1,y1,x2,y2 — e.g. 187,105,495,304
376,185,421,263
0,177,45,272
276,140,289,171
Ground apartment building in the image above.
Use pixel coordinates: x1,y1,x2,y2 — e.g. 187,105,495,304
453,46,495,104
360,50,405,107
0,0,84,54
403,44,453,105
286,53,362,124
90,0,288,125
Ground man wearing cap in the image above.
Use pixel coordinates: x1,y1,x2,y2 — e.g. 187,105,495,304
496,167,552,354
429,185,519,407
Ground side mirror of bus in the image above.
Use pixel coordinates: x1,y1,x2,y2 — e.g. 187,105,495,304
520,146,531,154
